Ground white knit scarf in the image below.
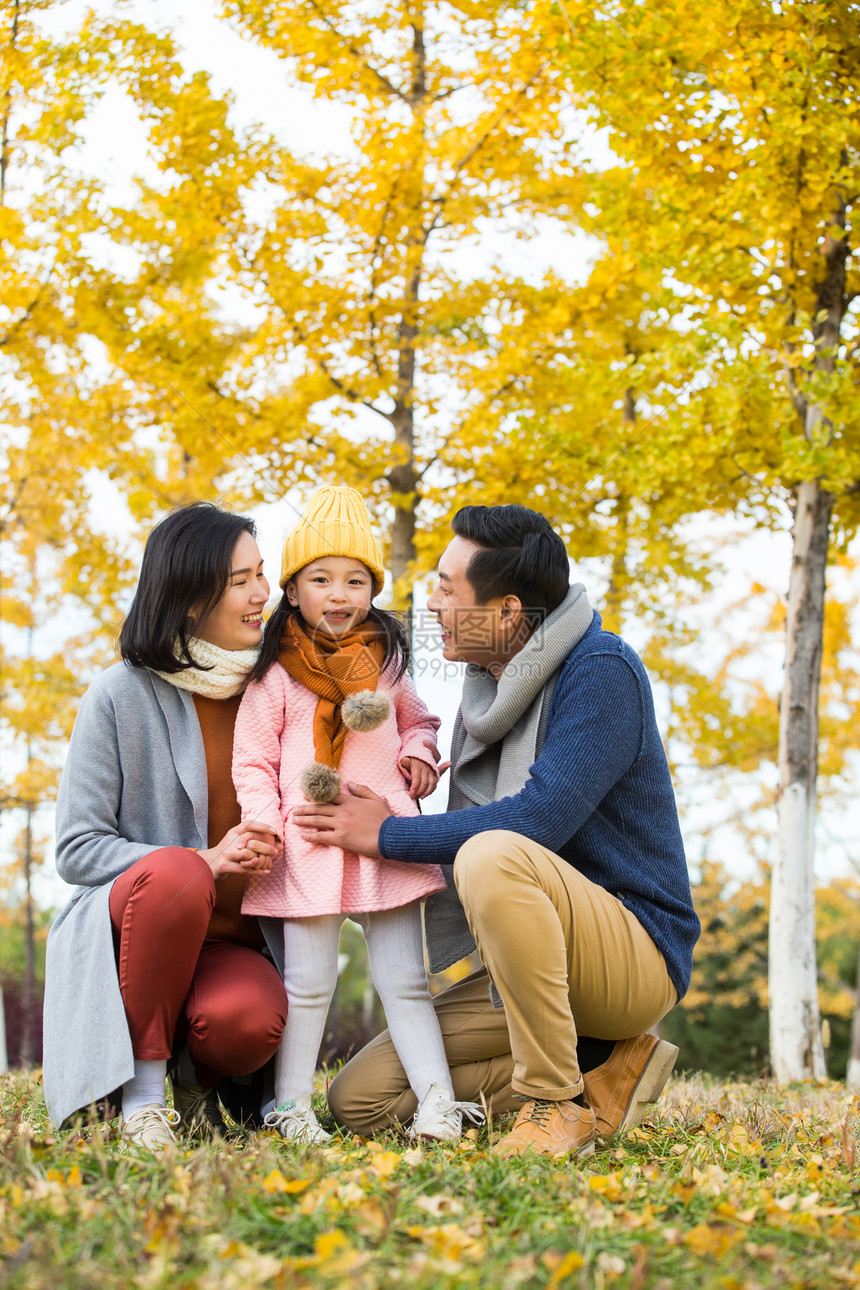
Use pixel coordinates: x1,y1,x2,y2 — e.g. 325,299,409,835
153,636,260,699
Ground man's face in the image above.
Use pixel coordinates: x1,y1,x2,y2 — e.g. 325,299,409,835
426,536,510,668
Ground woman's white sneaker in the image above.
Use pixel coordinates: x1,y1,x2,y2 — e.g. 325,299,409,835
263,1096,332,1143
409,1083,486,1142
121,1103,181,1150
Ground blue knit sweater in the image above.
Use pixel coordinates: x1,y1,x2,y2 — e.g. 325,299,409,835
379,615,700,1001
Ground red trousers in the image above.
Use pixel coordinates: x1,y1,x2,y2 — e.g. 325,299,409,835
109,848,287,1088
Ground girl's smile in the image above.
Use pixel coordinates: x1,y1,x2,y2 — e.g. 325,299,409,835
286,557,373,637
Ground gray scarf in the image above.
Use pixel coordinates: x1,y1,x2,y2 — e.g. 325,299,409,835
424,584,594,976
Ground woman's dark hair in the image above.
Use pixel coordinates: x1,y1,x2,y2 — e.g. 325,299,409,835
452,504,569,628
119,503,258,672
249,595,410,685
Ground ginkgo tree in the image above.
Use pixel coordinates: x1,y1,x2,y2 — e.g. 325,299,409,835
558,0,860,1079
206,0,591,599
0,0,265,1031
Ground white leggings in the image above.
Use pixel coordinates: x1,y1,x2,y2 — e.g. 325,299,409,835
274,902,452,1107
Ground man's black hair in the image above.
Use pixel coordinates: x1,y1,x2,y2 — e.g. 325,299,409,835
119,503,258,672
451,503,569,627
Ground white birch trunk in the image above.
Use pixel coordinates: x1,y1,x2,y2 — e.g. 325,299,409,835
0,988,7,1075
846,939,860,1087
769,478,832,1083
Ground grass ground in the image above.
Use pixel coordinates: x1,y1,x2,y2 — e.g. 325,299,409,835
1,1069,859,1289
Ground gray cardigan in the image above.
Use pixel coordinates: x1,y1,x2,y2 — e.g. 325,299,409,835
43,663,283,1127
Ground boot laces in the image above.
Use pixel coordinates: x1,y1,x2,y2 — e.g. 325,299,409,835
521,1099,556,1128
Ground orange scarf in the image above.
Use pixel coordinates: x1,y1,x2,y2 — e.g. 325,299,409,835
278,616,385,770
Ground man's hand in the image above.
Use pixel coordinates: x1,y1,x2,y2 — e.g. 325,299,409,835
293,783,391,859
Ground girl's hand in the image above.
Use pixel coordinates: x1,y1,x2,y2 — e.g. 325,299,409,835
401,756,438,801
422,738,451,777
198,822,279,879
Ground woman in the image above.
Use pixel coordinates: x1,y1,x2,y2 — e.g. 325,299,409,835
43,503,288,1149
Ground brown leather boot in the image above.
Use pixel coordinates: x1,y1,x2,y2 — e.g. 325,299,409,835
493,1098,596,1159
584,1034,679,1140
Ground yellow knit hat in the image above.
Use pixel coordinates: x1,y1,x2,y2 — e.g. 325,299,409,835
279,486,386,594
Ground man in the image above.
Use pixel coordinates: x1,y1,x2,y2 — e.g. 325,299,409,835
294,504,700,1158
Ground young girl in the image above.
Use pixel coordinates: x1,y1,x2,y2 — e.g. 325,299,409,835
232,486,484,1143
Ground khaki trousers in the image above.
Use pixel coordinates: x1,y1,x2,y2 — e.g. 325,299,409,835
328,830,676,1133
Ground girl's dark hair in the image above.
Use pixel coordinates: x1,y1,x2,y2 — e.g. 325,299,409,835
249,596,410,685
119,503,258,672
452,503,569,628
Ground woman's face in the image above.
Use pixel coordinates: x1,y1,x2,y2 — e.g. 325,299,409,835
193,531,270,651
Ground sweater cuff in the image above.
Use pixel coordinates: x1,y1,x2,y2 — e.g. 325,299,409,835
379,815,397,856
379,813,407,860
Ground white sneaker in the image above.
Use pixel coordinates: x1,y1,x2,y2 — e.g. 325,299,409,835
263,1096,332,1144
409,1083,486,1142
121,1103,181,1151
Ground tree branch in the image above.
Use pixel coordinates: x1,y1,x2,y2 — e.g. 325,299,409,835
425,63,549,235
306,0,409,102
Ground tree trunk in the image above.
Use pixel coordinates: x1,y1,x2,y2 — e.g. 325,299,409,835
604,388,636,632
19,806,37,1068
385,15,427,618
846,936,860,1089
768,478,833,1082
0,988,7,1074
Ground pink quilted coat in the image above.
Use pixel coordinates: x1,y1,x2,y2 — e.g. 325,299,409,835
233,662,446,917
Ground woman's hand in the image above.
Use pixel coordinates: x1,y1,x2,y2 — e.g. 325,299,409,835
401,756,438,801
198,821,279,879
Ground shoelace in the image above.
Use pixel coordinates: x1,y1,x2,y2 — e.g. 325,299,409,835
458,1100,487,1128
263,1104,330,1140
263,1106,307,1131
125,1105,181,1138
140,1106,181,1127
428,1096,486,1133
519,1099,555,1128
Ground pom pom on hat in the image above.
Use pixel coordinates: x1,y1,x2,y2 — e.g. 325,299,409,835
300,763,342,804
280,486,386,594
341,690,391,733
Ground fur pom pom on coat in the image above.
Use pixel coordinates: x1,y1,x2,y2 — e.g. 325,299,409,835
341,689,392,733
299,762,342,803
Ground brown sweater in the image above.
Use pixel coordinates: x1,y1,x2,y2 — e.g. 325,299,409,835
193,693,264,949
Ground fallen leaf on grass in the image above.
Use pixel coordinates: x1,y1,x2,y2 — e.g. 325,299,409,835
298,1178,341,1215
414,1194,464,1218
541,1249,584,1284
670,1181,697,1206
619,1202,664,1230
406,1222,485,1262
683,1222,745,1257
198,1235,281,1289
588,1173,624,1201
351,1198,388,1238
596,1251,625,1279
284,1229,371,1278
46,1166,82,1188
691,1163,730,1195
262,1169,312,1194
499,1255,539,1287
364,1146,401,1178
714,1200,759,1225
